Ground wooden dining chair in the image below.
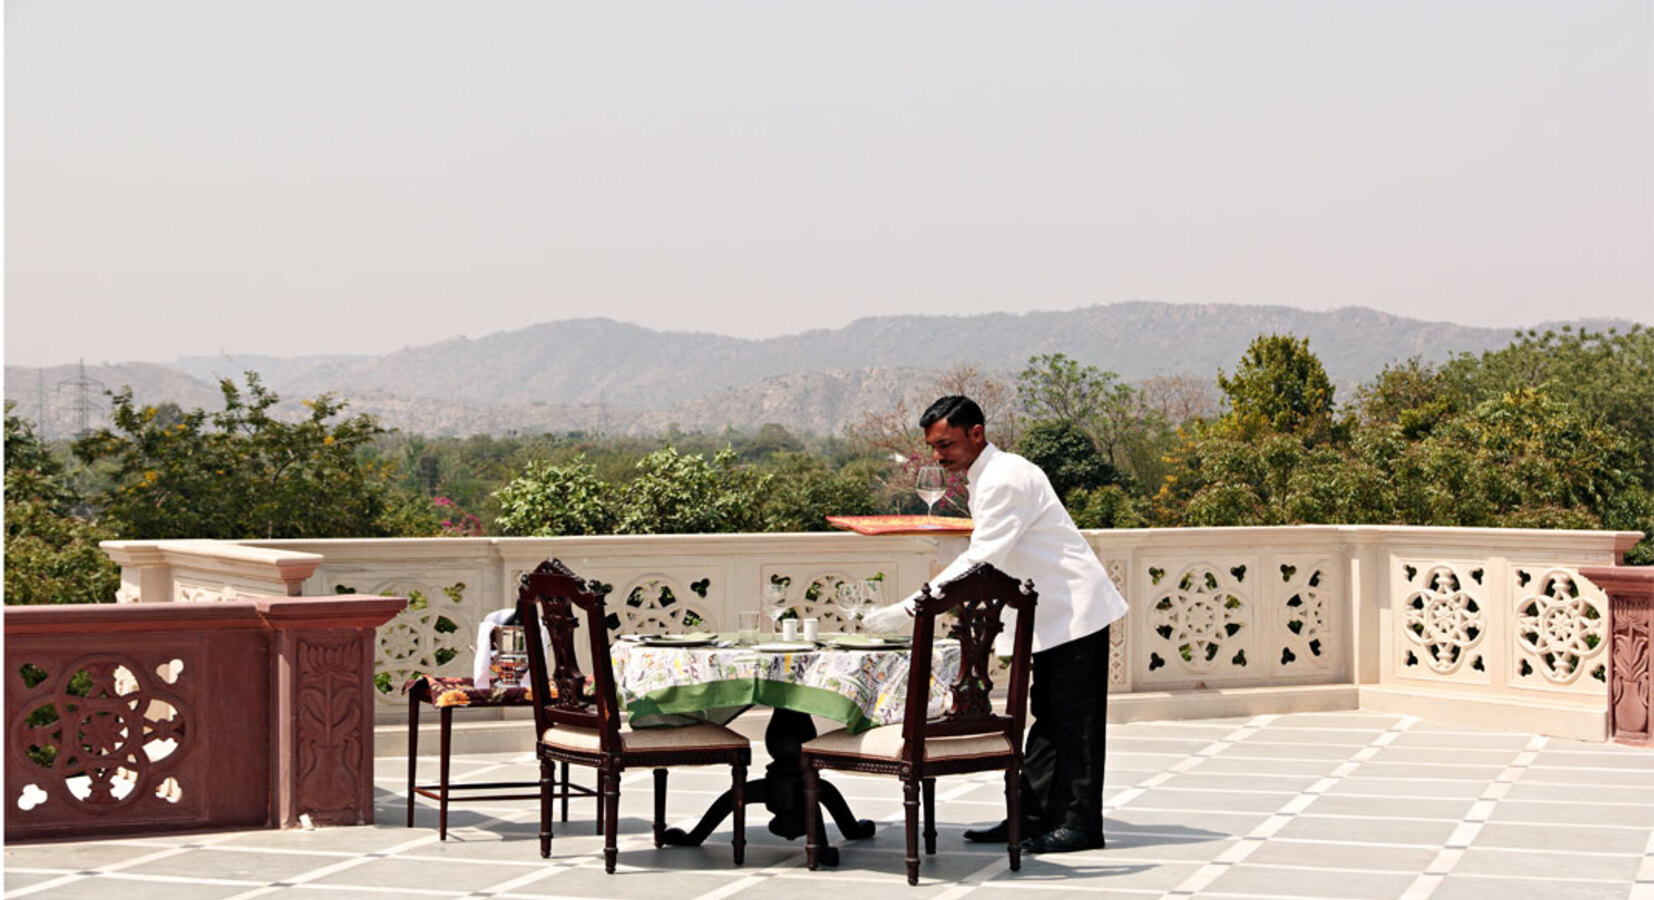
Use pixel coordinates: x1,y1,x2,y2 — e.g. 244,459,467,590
801,562,1037,885
517,558,751,873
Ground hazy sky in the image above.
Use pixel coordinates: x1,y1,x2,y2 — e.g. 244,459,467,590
5,1,1651,368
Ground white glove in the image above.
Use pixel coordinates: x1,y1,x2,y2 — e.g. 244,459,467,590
861,600,914,635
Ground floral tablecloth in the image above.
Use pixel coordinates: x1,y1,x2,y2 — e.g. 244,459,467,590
611,638,960,734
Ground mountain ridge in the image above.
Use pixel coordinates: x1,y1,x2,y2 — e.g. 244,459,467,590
8,303,1640,438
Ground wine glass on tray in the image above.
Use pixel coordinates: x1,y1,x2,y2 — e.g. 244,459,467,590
916,465,945,519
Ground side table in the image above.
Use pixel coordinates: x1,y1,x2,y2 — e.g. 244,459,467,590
404,675,597,839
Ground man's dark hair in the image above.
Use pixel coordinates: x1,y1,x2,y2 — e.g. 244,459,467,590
920,395,985,430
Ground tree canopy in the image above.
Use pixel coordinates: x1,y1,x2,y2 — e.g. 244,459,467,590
73,374,396,539
493,455,618,536
492,446,881,537
1017,352,1155,472
1155,331,1652,561
1215,334,1337,439
4,402,121,604
1015,419,1122,500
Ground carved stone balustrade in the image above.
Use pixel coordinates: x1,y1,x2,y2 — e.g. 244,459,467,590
4,595,406,842
1579,566,1654,746
100,526,1643,742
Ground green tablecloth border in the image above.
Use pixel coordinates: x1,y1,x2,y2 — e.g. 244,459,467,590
623,677,880,734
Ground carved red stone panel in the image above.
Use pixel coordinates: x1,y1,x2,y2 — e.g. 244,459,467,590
1580,566,1654,746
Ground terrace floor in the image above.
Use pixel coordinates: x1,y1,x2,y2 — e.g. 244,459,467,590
7,711,1654,900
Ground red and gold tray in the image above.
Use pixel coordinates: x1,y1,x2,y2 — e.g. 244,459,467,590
826,515,975,536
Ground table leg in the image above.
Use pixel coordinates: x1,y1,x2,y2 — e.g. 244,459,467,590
659,709,873,866
760,708,812,839
816,777,878,841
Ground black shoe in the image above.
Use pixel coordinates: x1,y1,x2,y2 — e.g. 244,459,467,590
963,820,1010,843
1020,827,1105,854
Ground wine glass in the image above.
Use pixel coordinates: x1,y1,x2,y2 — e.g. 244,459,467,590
834,580,864,629
764,582,790,635
860,578,884,626
916,466,946,518
861,578,884,611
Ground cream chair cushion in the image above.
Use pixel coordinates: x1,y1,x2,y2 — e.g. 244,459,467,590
540,721,750,753
803,724,1011,762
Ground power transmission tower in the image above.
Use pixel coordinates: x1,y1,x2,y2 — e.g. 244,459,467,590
57,359,106,439
37,368,51,438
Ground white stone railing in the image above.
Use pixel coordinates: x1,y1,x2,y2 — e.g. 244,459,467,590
1076,526,1640,737
104,532,941,706
101,525,1643,739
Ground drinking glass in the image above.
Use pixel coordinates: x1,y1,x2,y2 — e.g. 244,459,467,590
737,611,760,644
861,578,884,620
834,580,863,628
916,466,946,517
765,582,790,634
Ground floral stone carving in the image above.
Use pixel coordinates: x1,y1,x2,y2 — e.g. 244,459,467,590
1513,568,1607,686
1402,564,1486,678
11,657,191,815
1148,563,1252,675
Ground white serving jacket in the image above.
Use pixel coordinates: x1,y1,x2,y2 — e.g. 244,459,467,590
917,443,1128,655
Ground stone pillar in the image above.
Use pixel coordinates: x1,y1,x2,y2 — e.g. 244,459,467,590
1579,566,1653,746
260,597,407,827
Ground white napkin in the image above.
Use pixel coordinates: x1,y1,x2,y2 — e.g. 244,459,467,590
472,607,518,688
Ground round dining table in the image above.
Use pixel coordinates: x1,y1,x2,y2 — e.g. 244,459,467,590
610,634,962,865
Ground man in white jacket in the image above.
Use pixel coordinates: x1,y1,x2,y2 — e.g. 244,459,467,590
864,395,1128,853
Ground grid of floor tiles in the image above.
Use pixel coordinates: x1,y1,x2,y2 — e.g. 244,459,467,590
7,712,1654,900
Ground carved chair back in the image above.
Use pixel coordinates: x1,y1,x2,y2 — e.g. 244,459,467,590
517,558,623,754
901,562,1037,767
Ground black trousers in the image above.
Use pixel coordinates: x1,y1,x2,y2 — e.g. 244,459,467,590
1019,625,1110,840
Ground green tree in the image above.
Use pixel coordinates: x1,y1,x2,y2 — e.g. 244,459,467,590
1069,485,1150,529
1442,325,1654,486
1386,388,1648,532
1017,353,1153,470
758,453,879,531
73,374,394,539
1160,336,1407,526
493,455,619,536
4,498,122,604
1015,419,1122,500
1350,357,1461,439
376,490,447,537
5,401,77,512
1215,334,1336,439
738,423,805,461
615,447,772,534
1165,429,1390,527
4,404,120,604
1156,379,1652,560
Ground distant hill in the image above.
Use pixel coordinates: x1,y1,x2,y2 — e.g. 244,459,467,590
7,303,1640,438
